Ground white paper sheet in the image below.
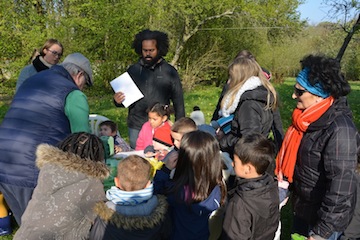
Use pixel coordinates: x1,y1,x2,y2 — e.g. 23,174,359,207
110,72,144,107
113,150,145,158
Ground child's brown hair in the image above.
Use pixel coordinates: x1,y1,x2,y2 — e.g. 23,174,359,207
173,130,227,205
99,120,118,133
171,117,197,134
147,102,174,119
117,155,152,191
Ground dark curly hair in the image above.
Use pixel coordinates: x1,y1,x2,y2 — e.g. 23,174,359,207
147,102,174,118
300,54,350,98
57,132,105,163
132,29,169,57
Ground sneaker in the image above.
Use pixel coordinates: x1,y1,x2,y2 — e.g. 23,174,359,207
0,227,11,236
0,215,12,236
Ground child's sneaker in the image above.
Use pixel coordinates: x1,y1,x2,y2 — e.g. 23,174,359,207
0,215,12,236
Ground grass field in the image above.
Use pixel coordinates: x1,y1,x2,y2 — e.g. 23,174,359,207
0,78,359,239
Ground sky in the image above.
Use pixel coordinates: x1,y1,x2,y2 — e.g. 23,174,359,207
297,0,332,24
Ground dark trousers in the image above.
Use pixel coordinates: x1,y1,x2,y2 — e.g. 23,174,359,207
341,173,360,239
0,183,34,225
293,215,342,240
128,127,140,149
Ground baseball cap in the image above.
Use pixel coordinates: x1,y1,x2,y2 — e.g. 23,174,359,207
63,53,93,86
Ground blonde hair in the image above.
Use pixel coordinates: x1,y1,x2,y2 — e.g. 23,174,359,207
221,57,277,110
117,155,151,191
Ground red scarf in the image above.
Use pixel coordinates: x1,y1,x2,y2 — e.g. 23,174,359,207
275,96,334,183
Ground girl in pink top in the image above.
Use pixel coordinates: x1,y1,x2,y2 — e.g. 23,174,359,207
135,103,173,150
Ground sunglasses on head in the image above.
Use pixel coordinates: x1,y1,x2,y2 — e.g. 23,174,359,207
293,85,307,96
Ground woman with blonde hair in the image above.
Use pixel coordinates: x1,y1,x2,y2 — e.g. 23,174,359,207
218,56,278,156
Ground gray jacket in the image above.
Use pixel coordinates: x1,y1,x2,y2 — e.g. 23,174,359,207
14,144,110,240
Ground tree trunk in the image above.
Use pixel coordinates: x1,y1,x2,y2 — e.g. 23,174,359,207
336,14,360,62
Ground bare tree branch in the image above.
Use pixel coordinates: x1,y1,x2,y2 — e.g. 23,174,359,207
323,0,360,61
170,9,236,66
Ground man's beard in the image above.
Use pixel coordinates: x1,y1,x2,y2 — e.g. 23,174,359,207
142,54,161,67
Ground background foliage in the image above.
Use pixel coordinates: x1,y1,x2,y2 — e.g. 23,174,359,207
0,0,359,96
0,1,359,239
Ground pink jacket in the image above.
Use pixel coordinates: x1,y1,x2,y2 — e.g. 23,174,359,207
136,121,171,150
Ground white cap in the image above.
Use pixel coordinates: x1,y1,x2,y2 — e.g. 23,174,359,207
63,53,93,86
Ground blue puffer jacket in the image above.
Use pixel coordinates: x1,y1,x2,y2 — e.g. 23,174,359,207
0,65,78,188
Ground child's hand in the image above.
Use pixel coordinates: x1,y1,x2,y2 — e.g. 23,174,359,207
164,151,178,170
216,128,225,140
114,146,122,154
145,152,156,158
277,170,284,182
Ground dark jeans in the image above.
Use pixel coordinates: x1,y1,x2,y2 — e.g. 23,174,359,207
293,215,342,240
0,183,34,225
128,127,140,149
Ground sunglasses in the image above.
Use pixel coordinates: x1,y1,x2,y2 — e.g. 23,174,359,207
293,85,307,96
47,49,62,58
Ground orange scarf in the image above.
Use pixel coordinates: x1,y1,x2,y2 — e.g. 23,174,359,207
275,96,334,183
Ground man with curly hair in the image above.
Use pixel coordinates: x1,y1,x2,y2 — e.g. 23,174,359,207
114,29,185,148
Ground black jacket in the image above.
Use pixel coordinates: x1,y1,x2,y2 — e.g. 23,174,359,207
292,97,358,239
219,86,275,155
115,58,185,130
222,173,279,240
89,195,171,240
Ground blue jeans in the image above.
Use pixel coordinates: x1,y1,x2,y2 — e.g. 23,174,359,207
293,215,343,240
326,232,343,240
128,127,140,149
279,187,289,203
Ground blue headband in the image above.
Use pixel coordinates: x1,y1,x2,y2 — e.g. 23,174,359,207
296,68,330,98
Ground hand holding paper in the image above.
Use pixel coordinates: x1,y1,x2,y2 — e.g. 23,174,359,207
110,72,144,108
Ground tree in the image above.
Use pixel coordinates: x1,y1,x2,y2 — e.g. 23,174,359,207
0,0,307,92
324,0,360,61
336,14,360,61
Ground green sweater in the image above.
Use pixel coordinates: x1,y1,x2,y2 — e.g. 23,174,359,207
65,90,90,133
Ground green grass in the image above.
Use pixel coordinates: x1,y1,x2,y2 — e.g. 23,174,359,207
1,79,360,239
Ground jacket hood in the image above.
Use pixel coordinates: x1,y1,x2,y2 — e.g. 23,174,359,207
36,144,110,180
94,194,168,230
190,185,221,215
240,85,273,104
232,173,278,218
